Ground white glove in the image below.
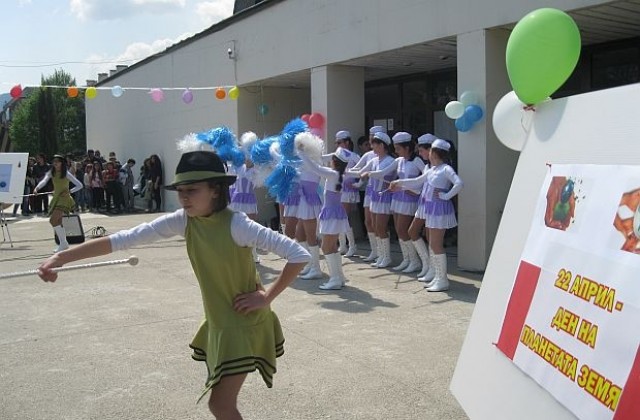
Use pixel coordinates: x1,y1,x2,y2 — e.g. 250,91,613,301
438,191,451,201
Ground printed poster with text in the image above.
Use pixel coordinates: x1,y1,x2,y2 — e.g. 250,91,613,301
497,164,640,420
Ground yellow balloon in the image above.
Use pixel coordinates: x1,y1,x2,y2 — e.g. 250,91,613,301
86,87,97,99
228,86,239,100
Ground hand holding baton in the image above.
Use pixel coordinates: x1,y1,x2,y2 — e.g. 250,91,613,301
0,256,139,280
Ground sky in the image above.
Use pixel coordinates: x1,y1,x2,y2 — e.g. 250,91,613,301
0,0,235,93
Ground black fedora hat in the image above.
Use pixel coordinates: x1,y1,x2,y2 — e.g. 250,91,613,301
164,151,236,190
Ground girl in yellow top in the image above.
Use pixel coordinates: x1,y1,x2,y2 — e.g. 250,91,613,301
37,150,310,419
34,154,83,253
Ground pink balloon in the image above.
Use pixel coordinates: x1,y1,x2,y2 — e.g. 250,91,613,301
301,114,311,123
150,88,164,103
308,112,324,128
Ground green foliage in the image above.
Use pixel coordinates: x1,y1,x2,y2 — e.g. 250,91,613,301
9,68,86,156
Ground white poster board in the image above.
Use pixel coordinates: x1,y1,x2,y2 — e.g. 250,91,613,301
0,153,29,204
451,83,640,420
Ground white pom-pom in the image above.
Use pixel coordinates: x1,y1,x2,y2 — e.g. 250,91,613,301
294,132,323,162
269,142,282,163
240,132,258,155
252,165,271,187
177,133,213,153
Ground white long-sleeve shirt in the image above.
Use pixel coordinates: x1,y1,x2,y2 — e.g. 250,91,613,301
300,153,340,192
367,157,425,195
347,154,395,192
109,209,310,263
395,163,463,201
35,170,83,194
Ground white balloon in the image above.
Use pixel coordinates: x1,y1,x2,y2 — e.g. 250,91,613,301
445,101,465,119
492,91,535,151
459,91,478,106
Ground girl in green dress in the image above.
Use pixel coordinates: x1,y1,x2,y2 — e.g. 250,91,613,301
34,154,83,253
37,150,310,419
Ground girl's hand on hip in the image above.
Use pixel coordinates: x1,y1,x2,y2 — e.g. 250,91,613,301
233,289,267,314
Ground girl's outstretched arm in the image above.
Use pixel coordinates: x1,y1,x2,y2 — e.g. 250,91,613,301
38,237,113,282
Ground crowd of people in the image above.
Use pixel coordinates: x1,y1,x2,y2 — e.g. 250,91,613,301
274,125,463,293
12,149,164,217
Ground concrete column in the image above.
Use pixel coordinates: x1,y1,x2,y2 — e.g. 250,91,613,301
457,29,518,271
310,65,365,153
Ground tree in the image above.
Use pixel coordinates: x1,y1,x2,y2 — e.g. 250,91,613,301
9,69,86,156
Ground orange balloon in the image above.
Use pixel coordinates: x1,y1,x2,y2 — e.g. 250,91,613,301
67,87,79,98
215,88,226,100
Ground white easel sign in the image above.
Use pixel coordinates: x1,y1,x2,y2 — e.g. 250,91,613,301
0,153,29,204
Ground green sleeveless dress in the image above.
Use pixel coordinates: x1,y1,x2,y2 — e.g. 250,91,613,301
48,174,76,215
186,208,285,402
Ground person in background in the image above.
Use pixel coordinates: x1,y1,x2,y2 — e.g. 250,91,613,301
33,154,83,253
148,154,163,212
82,163,94,212
32,153,52,215
348,130,396,268
348,127,385,262
120,158,136,212
390,139,463,292
89,161,105,212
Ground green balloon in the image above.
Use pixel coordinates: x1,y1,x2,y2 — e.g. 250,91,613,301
506,8,581,105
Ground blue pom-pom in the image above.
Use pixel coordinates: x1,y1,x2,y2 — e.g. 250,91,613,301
265,162,300,201
251,136,278,165
279,118,307,159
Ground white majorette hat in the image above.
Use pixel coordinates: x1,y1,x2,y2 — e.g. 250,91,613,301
431,139,451,151
372,131,391,145
392,132,412,144
417,133,436,145
369,125,386,135
335,130,351,141
334,147,352,163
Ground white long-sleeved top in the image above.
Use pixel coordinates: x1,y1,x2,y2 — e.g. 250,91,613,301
367,157,425,195
35,170,83,193
350,150,376,172
347,154,395,192
300,153,340,192
394,163,463,201
110,209,310,263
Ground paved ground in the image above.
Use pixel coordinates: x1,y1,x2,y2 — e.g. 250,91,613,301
0,211,482,419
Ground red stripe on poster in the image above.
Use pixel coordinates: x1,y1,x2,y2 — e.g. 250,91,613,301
496,260,541,360
613,346,640,419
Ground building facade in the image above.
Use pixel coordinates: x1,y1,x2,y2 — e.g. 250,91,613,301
86,0,640,271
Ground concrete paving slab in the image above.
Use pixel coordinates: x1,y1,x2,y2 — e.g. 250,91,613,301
0,212,482,419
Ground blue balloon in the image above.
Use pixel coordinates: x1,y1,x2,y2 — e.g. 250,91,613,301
455,115,473,132
465,104,484,123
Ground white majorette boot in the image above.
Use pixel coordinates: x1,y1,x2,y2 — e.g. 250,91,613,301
421,247,437,284
375,237,392,268
426,253,450,292
362,232,378,262
344,228,358,257
319,252,344,290
298,241,310,276
371,237,383,267
338,233,348,254
402,240,421,273
413,238,429,279
300,245,324,280
392,240,410,271
53,225,70,253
